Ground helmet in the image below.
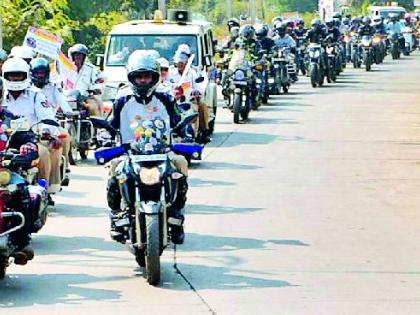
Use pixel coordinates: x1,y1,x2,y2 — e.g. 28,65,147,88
333,12,342,20
157,57,169,69
254,23,269,38
362,16,371,25
9,46,35,62
373,16,382,25
275,22,288,36
68,43,89,60
325,18,335,28
351,16,361,25
311,18,321,29
126,50,160,99
176,44,191,56
239,24,255,41
342,17,350,26
227,18,240,30
173,50,190,63
272,16,283,26
404,13,411,22
230,26,240,39
2,57,31,91
0,49,8,62
30,57,50,88
285,19,295,29
296,19,305,27
389,13,398,22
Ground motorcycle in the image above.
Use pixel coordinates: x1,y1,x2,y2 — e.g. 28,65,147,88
0,118,59,278
351,32,362,68
62,90,113,163
254,52,270,105
402,26,415,56
389,31,401,60
228,49,254,124
272,47,293,93
107,115,195,285
360,35,374,71
295,37,308,75
308,43,325,88
325,40,338,82
372,34,386,64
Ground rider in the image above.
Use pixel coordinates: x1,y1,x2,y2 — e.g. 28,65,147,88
373,16,387,35
294,19,308,38
223,26,240,49
9,46,35,64
255,23,276,53
358,16,375,37
66,44,104,117
168,46,211,144
108,50,188,244
156,57,173,94
227,17,240,32
29,57,73,179
274,22,297,81
0,49,8,75
386,13,405,49
306,19,327,44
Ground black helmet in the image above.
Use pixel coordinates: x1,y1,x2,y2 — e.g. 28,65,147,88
275,22,288,36
239,24,255,41
325,18,335,28
362,16,371,25
227,18,240,30
296,18,305,27
351,16,361,25
126,50,160,99
343,17,350,26
30,57,50,88
332,12,342,20
389,13,398,22
311,18,321,29
230,26,240,39
254,23,269,38
272,16,283,26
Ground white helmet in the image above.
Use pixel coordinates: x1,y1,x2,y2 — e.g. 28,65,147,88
10,46,35,61
157,57,169,69
2,57,31,91
176,44,191,56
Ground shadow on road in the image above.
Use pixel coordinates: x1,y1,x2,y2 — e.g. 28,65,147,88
186,204,263,215
194,161,262,170
32,235,123,256
161,262,297,291
249,117,299,125
52,204,107,218
213,131,277,147
0,273,123,307
183,232,309,252
188,177,235,187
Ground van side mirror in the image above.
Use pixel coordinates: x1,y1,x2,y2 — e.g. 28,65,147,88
203,54,212,67
96,54,105,69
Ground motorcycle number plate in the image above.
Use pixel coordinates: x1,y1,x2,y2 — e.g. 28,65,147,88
132,154,167,162
272,58,285,61
232,81,247,85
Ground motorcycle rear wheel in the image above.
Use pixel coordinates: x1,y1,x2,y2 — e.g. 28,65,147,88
145,215,161,285
233,93,241,124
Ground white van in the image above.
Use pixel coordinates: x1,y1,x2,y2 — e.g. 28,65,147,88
100,10,218,131
368,5,406,19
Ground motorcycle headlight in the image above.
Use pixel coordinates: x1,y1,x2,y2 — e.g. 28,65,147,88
326,46,334,54
0,169,11,186
139,167,160,185
310,50,320,58
234,70,246,81
362,39,371,47
344,35,351,43
373,36,381,44
254,64,263,71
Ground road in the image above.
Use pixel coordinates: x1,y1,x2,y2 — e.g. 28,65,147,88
1,53,420,315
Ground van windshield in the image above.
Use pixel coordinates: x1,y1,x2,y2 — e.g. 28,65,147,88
106,34,199,66
378,10,405,19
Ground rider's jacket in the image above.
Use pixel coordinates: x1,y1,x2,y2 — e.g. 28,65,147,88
358,25,375,36
274,34,296,49
294,28,308,38
305,28,326,44
2,87,58,134
257,37,276,53
386,21,404,33
374,24,387,35
68,62,104,96
112,92,179,143
38,83,73,115
326,27,341,42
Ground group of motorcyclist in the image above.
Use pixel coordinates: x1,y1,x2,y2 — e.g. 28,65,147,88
0,8,419,275
216,11,420,109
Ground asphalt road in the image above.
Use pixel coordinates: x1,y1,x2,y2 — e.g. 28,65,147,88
1,52,420,315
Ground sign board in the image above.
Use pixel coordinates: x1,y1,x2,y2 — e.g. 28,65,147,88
319,0,335,21
23,27,63,60
57,51,77,90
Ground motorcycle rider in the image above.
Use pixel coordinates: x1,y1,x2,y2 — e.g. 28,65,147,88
168,46,211,144
66,44,104,117
373,16,387,35
387,13,405,50
350,16,362,32
2,58,63,196
9,46,35,64
0,49,8,75
306,19,327,44
358,16,375,37
274,22,297,81
227,17,240,32
255,23,276,53
223,26,240,49
30,57,73,179
108,50,188,244
294,19,308,38
156,57,173,94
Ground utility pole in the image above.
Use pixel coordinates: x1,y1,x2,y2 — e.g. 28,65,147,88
227,0,232,19
158,0,166,19
250,0,256,24
0,0,3,49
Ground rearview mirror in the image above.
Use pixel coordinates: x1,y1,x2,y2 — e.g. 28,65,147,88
195,76,205,83
203,54,212,67
96,54,105,69
40,119,60,127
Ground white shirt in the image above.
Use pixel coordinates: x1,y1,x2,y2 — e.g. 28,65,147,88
2,88,59,135
69,62,104,96
156,79,174,95
119,95,170,144
38,83,73,115
167,66,204,98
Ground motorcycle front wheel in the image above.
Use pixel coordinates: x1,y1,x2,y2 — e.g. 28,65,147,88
309,64,318,88
233,92,242,124
145,215,161,285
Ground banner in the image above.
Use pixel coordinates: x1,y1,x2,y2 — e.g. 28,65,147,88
23,27,63,60
57,51,77,90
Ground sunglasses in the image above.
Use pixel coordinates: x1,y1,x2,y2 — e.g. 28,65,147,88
161,68,169,72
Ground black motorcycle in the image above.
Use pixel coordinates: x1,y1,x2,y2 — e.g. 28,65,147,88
308,43,325,88
360,35,374,71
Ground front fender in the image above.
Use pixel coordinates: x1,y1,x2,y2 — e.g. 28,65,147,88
139,201,162,215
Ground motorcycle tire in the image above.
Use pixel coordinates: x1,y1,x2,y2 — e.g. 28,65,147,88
366,60,371,72
319,73,325,87
233,93,241,124
135,247,146,267
309,65,318,88
241,95,250,120
282,84,289,94
79,146,88,160
145,215,161,285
